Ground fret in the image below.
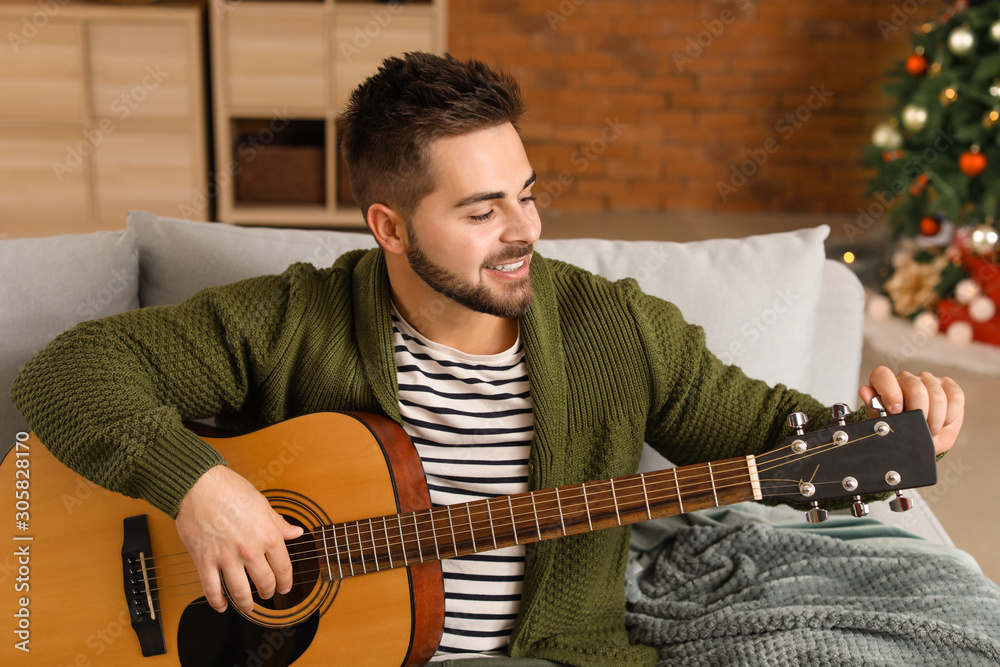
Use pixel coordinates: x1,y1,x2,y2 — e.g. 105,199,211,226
368,519,381,571
640,474,652,520
356,522,367,573
320,525,334,580
485,499,498,550
673,468,684,513
707,462,719,507
446,505,458,555
609,478,621,526
529,493,542,540
412,511,424,562
554,487,567,536
341,524,355,577
581,482,594,531
508,497,519,545
381,517,393,569
396,513,408,566
428,506,441,560
466,504,476,552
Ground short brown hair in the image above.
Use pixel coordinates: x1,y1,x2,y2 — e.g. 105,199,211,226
339,52,525,222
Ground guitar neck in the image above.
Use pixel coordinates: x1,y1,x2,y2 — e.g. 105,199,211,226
316,455,762,580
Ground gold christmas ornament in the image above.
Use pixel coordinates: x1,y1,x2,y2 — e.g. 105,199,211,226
902,104,929,131
939,86,958,106
948,24,976,56
872,120,903,149
985,109,999,129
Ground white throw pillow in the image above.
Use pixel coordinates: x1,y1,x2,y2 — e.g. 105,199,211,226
537,226,830,392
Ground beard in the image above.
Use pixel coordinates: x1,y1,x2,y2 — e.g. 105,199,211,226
405,227,534,319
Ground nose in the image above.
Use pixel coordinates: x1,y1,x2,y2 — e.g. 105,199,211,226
501,199,541,247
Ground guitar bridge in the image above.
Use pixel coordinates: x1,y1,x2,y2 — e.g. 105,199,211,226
122,515,166,657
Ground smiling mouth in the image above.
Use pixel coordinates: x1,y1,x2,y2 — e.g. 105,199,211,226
488,260,526,272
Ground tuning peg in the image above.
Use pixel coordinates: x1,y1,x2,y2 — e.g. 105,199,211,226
831,403,850,426
850,496,870,518
870,396,888,418
786,412,809,435
805,501,828,524
889,491,913,513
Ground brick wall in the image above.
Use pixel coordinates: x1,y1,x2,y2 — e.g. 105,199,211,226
447,0,940,215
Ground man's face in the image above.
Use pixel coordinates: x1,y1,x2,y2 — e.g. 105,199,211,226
403,123,541,319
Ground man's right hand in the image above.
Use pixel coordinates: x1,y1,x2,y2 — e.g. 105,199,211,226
175,465,304,613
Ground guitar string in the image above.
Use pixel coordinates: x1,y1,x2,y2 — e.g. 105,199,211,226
137,430,874,604
141,428,871,581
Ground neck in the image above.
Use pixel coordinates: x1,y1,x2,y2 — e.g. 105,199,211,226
390,288,519,355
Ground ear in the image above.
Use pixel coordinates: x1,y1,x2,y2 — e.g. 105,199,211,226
366,203,408,255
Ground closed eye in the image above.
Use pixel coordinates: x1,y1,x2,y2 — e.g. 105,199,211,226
470,209,495,222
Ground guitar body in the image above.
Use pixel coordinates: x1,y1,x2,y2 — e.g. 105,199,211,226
1,412,443,667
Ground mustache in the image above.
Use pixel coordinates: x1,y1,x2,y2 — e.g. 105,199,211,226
483,245,533,267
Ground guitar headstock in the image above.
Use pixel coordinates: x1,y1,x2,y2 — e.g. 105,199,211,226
756,407,937,522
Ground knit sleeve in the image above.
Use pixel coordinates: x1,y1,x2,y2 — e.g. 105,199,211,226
10,269,300,517
623,281,839,467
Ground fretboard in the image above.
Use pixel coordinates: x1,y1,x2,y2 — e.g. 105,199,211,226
312,455,762,580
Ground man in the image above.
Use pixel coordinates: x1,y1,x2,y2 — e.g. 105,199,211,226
11,53,964,665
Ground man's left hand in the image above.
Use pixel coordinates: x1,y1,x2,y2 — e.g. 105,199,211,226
859,366,964,456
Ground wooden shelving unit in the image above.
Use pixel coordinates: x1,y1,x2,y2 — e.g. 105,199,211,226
209,0,448,228
0,0,209,238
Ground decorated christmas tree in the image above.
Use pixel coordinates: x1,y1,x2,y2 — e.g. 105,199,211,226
865,0,1000,348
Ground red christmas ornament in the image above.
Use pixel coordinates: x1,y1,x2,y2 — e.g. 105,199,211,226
882,150,906,162
909,173,930,195
906,53,928,76
920,215,941,236
959,149,988,177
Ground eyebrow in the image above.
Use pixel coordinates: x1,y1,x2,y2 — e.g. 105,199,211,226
454,171,537,208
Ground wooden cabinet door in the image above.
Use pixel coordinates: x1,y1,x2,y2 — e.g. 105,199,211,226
222,6,327,111
93,128,205,225
87,21,199,122
0,130,91,224
0,19,85,122
332,10,436,110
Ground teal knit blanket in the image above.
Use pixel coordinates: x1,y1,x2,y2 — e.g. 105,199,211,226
625,506,1000,666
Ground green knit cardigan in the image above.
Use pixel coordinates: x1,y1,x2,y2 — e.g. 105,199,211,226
12,248,835,666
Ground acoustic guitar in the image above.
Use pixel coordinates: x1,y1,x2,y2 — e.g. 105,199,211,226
1,408,936,666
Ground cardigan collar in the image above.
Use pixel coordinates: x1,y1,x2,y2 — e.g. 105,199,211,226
351,248,569,489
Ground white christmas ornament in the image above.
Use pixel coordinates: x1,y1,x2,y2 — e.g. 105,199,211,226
866,293,893,321
913,310,940,336
946,320,974,346
990,19,1000,43
969,295,997,322
901,104,929,132
971,224,999,254
954,278,982,304
948,24,976,56
871,121,903,150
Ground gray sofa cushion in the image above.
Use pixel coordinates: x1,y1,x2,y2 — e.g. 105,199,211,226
0,229,139,440
127,211,376,307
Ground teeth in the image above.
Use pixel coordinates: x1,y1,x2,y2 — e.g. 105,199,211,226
490,260,525,272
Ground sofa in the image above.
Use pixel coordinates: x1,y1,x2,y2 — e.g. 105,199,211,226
0,210,954,545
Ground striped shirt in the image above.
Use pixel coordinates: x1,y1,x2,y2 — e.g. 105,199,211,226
391,309,533,660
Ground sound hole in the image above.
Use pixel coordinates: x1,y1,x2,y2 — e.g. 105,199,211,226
176,602,318,667
251,516,319,610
